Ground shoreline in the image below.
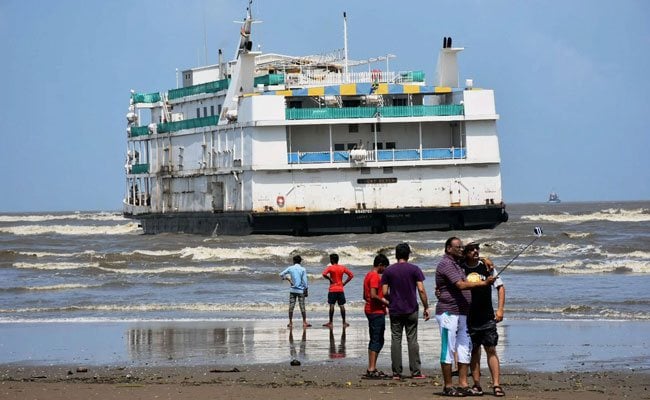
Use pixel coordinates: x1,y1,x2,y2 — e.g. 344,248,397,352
1,319,648,371
2,318,648,399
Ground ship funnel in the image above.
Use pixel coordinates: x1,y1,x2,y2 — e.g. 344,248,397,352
435,36,464,87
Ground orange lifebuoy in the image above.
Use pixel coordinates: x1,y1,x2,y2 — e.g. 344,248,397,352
276,196,285,207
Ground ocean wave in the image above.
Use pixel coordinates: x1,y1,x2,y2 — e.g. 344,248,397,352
0,212,125,223
508,305,650,320
95,265,253,275
17,250,99,258
506,259,650,274
0,283,98,292
13,262,101,271
0,301,366,314
521,208,650,223
0,223,141,236
562,232,592,239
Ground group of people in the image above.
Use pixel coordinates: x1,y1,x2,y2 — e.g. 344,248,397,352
279,237,506,397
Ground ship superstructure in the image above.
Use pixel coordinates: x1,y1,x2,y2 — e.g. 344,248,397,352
124,5,508,235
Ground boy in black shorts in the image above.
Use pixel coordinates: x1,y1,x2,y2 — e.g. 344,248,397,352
462,242,506,397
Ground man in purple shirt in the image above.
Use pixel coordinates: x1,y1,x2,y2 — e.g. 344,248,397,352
435,237,495,396
381,243,430,380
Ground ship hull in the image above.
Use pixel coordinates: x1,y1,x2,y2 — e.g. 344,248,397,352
126,205,508,236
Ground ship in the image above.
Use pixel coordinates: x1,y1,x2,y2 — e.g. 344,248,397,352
548,192,561,203
123,2,508,235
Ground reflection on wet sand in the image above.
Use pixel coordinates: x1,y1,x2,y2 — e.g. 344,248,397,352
289,327,307,362
329,328,346,359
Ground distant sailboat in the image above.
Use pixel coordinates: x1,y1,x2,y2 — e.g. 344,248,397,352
548,191,561,203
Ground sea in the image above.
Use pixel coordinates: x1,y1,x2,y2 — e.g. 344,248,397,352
0,201,649,369
1,201,649,323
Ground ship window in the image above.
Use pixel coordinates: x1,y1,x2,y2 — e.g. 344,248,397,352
372,123,382,132
372,142,384,150
288,101,302,109
348,124,359,133
393,98,407,106
334,143,345,151
196,108,201,118
360,168,371,175
203,107,208,117
218,104,222,114
211,105,215,116
347,143,357,150
343,99,361,107
386,142,396,149
383,167,393,174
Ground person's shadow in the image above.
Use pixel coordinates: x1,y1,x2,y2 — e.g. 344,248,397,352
289,327,307,363
328,327,346,359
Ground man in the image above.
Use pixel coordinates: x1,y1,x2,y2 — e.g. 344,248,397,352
435,237,495,397
381,243,430,380
363,253,390,379
463,242,506,397
322,253,354,328
279,255,311,329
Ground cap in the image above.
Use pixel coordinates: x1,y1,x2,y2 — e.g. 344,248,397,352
464,242,480,253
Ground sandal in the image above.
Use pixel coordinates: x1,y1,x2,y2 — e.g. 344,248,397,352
458,385,483,396
493,385,505,397
441,386,466,397
362,370,387,380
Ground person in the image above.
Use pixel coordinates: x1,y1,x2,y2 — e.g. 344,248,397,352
279,255,311,329
462,242,506,397
381,243,430,380
434,237,495,397
363,253,390,379
321,253,354,328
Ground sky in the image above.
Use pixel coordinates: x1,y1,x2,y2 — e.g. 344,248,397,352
0,0,648,212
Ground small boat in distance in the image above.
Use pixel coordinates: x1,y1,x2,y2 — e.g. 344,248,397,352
548,192,561,203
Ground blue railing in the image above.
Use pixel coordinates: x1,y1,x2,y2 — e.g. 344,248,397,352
286,105,464,120
287,148,466,164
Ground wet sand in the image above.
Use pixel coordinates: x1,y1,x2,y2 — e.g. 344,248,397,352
1,319,648,399
1,364,647,400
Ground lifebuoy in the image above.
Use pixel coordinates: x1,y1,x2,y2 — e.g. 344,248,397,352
276,196,285,207
371,69,382,82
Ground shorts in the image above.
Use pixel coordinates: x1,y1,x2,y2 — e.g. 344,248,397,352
288,292,306,312
469,320,499,348
435,312,471,364
327,291,346,305
366,313,385,353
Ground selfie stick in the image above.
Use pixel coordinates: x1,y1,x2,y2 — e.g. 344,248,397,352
495,226,543,278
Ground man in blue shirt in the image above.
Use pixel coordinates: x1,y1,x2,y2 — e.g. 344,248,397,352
279,255,311,328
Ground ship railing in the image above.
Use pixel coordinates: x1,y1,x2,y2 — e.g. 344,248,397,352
286,105,463,120
287,147,466,164
284,70,424,86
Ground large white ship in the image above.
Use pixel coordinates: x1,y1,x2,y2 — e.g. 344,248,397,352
124,3,508,235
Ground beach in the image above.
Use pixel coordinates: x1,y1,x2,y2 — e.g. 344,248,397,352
2,364,648,400
1,319,648,399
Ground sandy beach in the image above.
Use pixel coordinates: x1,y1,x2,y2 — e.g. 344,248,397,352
2,364,648,400
1,319,648,399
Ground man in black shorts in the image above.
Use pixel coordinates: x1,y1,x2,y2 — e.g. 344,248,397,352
462,242,506,397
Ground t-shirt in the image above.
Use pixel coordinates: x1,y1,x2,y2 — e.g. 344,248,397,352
322,264,354,293
363,270,386,315
380,262,425,315
435,254,471,315
463,260,504,327
279,263,308,294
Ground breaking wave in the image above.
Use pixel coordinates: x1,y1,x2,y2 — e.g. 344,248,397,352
521,208,650,223
12,262,255,275
0,223,141,236
0,212,125,223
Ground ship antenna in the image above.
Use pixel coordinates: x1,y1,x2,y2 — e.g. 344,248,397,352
343,11,349,82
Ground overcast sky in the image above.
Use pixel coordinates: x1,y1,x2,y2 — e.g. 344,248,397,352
1,0,648,212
